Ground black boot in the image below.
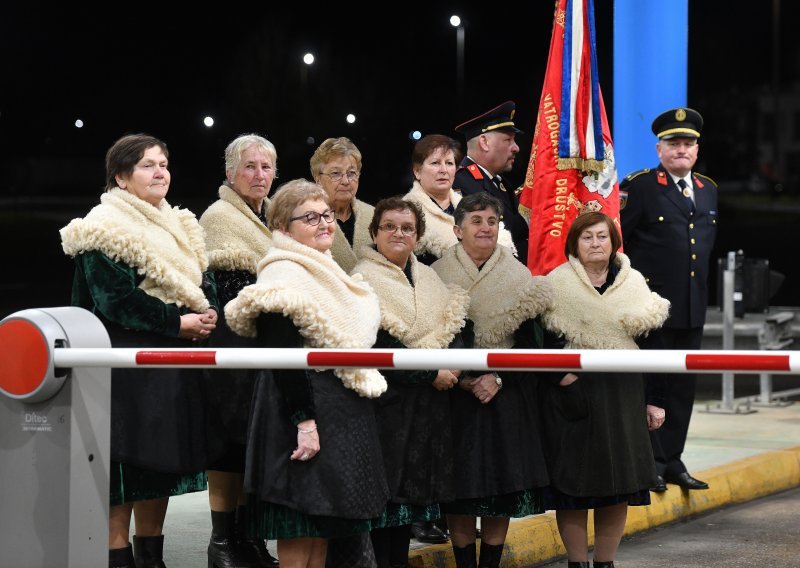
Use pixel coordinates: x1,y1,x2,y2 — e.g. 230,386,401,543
109,544,135,568
452,543,477,568
568,563,590,568
208,511,253,568
478,543,503,568
235,505,278,567
593,562,615,568
132,535,167,568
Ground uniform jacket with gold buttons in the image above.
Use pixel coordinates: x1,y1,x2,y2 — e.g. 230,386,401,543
620,164,718,329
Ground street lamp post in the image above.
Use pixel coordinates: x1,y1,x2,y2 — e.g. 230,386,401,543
771,0,783,189
300,53,315,142
301,52,314,90
450,15,465,112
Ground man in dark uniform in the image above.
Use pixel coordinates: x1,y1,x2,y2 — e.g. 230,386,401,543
620,107,718,492
453,101,529,263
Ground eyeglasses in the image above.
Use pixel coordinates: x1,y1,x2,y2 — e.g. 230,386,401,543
289,209,335,226
377,222,417,236
320,170,360,182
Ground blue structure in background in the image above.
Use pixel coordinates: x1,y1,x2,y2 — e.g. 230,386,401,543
613,0,689,178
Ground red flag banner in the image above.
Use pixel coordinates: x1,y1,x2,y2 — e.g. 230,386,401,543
518,0,620,276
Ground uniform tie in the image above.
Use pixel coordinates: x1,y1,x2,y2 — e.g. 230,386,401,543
677,178,695,213
493,176,507,192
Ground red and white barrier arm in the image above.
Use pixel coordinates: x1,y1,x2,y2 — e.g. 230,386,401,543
53,348,800,375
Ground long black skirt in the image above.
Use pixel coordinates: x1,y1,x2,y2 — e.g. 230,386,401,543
204,312,259,472
110,331,225,474
244,369,390,538
376,382,454,505
539,371,658,498
450,373,549,500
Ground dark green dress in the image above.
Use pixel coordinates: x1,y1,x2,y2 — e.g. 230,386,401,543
71,250,221,506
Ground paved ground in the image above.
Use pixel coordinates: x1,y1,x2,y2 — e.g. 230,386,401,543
537,486,800,567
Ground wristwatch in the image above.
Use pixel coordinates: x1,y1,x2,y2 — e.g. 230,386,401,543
492,372,503,390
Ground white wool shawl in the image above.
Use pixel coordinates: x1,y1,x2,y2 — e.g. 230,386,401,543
60,188,210,312
403,181,517,259
403,181,463,259
330,198,375,274
199,185,272,274
542,253,670,350
225,231,386,398
432,243,553,348
352,246,469,349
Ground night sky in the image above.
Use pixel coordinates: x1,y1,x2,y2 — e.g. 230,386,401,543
2,2,799,313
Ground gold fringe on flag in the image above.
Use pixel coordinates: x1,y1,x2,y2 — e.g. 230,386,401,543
557,157,606,173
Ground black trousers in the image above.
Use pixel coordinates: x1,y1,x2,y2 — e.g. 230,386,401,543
649,326,704,476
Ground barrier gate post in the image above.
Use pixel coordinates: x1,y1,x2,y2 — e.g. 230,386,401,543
702,252,756,414
0,307,110,568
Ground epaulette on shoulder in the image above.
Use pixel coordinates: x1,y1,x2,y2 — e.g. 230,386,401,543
623,168,650,182
694,172,718,187
464,163,483,180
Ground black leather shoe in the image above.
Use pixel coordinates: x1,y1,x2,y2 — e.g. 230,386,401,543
411,521,448,544
239,538,279,567
665,471,709,490
650,474,667,493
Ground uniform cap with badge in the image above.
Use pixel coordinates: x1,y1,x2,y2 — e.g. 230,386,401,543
651,107,703,140
455,101,523,141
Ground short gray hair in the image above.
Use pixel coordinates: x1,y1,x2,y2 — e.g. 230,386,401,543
224,134,277,181
453,192,503,226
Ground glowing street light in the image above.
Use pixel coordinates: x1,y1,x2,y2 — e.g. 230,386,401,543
346,114,356,124
203,116,214,127
303,53,315,65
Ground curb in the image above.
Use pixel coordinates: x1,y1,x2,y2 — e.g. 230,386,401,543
408,446,800,567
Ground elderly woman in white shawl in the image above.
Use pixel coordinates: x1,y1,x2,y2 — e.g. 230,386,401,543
309,137,374,273
60,134,219,568
403,134,515,267
225,179,389,568
431,192,552,568
198,134,278,567
538,211,669,568
351,196,469,567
